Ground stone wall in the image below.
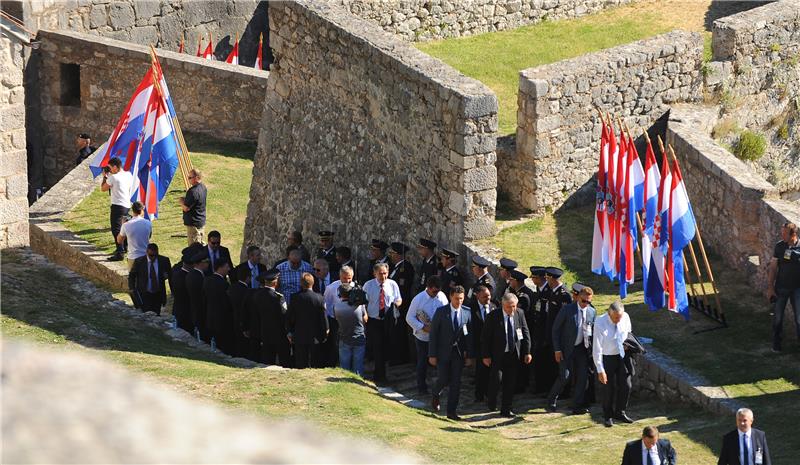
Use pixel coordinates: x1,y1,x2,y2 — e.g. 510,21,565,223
505,31,704,212
0,34,30,248
666,110,800,292
711,0,800,95
10,0,267,66
340,0,636,41
243,0,498,262
36,30,268,188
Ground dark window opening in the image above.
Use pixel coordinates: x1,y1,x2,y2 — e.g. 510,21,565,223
59,63,81,107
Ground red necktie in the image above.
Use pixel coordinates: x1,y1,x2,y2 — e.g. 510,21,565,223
378,285,386,318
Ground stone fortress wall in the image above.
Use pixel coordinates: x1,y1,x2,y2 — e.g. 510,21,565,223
243,0,498,263
35,30,268,188
339,0,636,41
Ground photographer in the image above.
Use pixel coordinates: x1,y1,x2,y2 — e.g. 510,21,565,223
100,157,133,262
767,222,800,352
334,281,368,376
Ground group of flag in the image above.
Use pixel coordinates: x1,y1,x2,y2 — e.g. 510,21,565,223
590,117,697,319
89,52,182,220
178,32,264,70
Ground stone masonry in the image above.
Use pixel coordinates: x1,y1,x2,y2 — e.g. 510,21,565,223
340,0,636,41
36,30,268,187
505,31,704,212
0,33,29,248
243,0,498,263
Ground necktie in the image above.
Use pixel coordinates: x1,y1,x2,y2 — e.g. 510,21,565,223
742,434,749,465
481,304,486,321
453,311,459,332
646,448,654,465
251,265,257,289
616,324,625,358
506,315,515,353
149,260,158,293
378,285,386,318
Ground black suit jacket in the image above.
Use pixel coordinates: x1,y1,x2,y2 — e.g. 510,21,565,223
203,273,231,332
205,245,233,280
470,300,496,355
621,439,677,465
170,265,191,326
234,261,267,288
718,429,770,465
481,308,531,360
186,268,207,328
246,286,288,344
128,255,171,306
389,260,415,310
417,255,440,293
428,305,473,362
286,288,329,345
316,246,339,276
227,280,251,335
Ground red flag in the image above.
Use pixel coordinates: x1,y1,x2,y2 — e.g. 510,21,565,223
592,119,609,276
178,36,184,54
195,34,202,57
225,36,239,65
202,33,214,60
254,33,263,70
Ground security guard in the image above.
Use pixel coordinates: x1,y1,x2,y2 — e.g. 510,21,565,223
508,269,536,392
468,255,496,300
538,266,571,394
360,239,390,284
246,269,291,367
316,230,339,276
416,238,440,294
439,247,466,293
388,242,416,364
494,258,517,302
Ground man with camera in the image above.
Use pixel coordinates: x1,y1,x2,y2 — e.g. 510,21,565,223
100,157,133,262
766,222,800,352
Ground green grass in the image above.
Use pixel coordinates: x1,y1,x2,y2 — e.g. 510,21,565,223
477,206,800,462
63,133,256,264
416,2,715,135
2,248,732,464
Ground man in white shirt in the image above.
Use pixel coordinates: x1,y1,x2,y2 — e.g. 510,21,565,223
621,426,677,465
406,276,448,394
362,262,402,383
100,157,133,261
117,201,151,270
592,300,633,427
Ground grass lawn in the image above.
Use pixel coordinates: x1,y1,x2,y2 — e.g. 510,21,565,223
415,0,741,135
475,205,800,462
62,133,256,264
2,248,731,464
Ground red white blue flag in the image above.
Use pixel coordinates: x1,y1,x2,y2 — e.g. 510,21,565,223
667,159,696,318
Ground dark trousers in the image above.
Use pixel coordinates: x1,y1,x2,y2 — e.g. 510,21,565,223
110,204,129,254
320,317,339,367
534,344,558,394
547,343,589,408
434,348,465,415
261,342,291,367
474,356,490,400
414,338,429,392
366,318,388,381
294,343,314,369
773,287,800,350
138,291,162,314
488,351,519,412
601,354,632,419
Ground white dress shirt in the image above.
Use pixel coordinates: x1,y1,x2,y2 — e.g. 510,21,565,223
592,312,632,374
642,441,661,465
323,280,343,318
474,300,492,322
363,278,402,319
406,289,448,342
739,430,753,465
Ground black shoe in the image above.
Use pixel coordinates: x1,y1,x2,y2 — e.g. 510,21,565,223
446,413,462,421
614,412,634,423
108,253,124,262
545,404,557,413
571,407,589,415
431,395,440,413
604,418,614,427
487,403,497,412
500,410,516,418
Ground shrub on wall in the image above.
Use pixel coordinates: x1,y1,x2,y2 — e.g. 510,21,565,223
734,130,767,161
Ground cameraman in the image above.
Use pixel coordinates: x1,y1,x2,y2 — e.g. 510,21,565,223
100,157,133,262
334,281,368,376
767,222,800,352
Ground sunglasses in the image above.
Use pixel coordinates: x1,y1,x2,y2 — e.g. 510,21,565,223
580,299,592,305
314,268,323,272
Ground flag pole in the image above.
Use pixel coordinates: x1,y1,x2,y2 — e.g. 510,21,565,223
622,122,645,271
666,144,724,318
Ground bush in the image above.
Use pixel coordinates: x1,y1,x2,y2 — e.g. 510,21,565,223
734,130,767,161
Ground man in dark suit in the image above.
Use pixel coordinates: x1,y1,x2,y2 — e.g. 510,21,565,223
388,242,415,365
493,258,517,303
482,292,532,417
234,245,267,290
428,285,473,421
468,256,496,301
538,267,570,394
186,250,210,341
227,264,252,358
128,243,171,315
529,266,551,395
718,408,771,465
206,230,232,281
286,272,329,368
507,270,536,393
416,238,440,294
335,246,356,277
170,248,196,332
622,426,677,465
547,286,596,414
204,259,233,353
470,284,494,402
316,230,339,277
360,239,389,284
246,269,291,367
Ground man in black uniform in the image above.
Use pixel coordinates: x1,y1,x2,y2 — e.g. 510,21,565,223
336,246,356,277
204,259,232,353
75,133,96,165
529,266,551,394
439,247,466,293
170,248,196,332
468,256,496,301
416,238,440,294
316,230,339,277
507,269,536,392
538,267,571,396
361,239,389,284
227,265,252,358
186,250,209,342
287,230,311,263
246,269,291,366
494,258,517,302
388,242,415,364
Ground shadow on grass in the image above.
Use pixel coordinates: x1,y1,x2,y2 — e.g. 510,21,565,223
184,131,257,161
325,376,372,387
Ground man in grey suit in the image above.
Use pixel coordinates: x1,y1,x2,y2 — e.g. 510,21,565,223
429,285,474,421
547,286,596,414
718,408,771,465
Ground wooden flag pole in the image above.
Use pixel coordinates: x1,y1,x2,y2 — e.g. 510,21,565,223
622,122,645,270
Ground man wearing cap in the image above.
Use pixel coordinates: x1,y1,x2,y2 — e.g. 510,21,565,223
406,275,449,394
128,243,171,315
363,262,403,382
388,242,415,364
539,267,571,394
336,247,356,275
234,246,267,290
246,269,291,367
316,231,339,276
495,258,517,302
227,264,253,358
529,266,551,394
206,230,232,281
186,250,210,341
361,239,390,284
286,230,311,263
439,247,466,293
75,133,97,166
204,259,233,353
276,246,314,305
507,269,536,392
171,247,198,333
471,284,495,402
547,286,596,414
469,256,496,301
416,239,440,294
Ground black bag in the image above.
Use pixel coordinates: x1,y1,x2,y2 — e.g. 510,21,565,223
623,332,646,355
